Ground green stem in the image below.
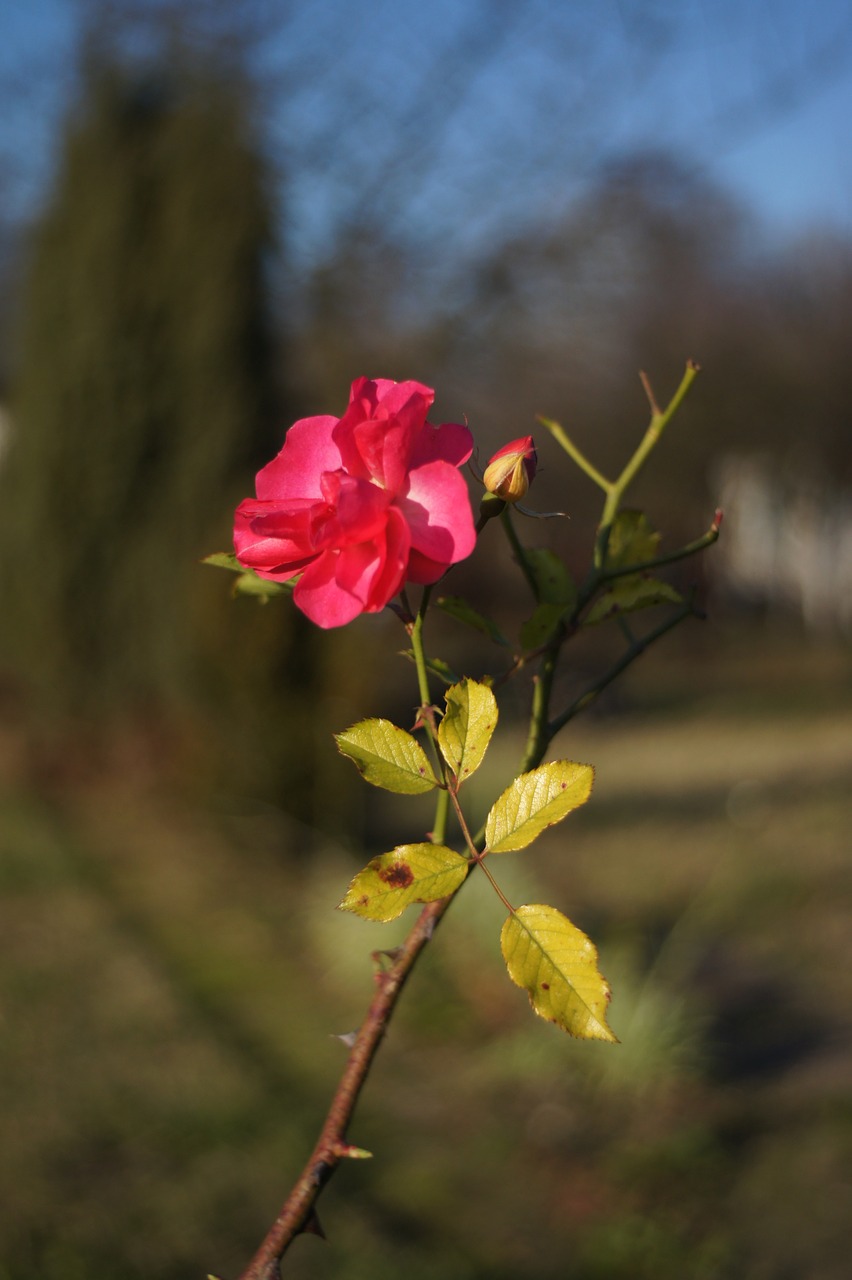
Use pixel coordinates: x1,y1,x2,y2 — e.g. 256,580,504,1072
409,585,450,845
599,514,721,583
538,416,612,493
610,360,699,509
500,506,539,599
546,596,698,744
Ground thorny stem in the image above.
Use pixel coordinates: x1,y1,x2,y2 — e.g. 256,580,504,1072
233,362,709,1279
235,896,454,1280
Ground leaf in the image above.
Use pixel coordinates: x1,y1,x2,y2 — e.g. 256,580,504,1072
438,679,498,784
585,575,683,626
437,596,509,646
485,761,593,853
501,904,616,1041
335,720,438,794
339,844,470,921
520,601,566,650
202,552,291,600
524,548,576,606
519,550,577,648
603,510,660,570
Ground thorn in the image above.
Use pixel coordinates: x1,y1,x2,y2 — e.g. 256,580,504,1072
332,1030,358,1049
302,1209,326,1239
371,947,402,971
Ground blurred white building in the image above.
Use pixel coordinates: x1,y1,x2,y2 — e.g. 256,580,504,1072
713,454,852,637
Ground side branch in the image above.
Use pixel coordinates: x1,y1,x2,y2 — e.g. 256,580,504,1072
237,895,453,1280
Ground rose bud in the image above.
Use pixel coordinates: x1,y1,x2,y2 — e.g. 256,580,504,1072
483,436,538,503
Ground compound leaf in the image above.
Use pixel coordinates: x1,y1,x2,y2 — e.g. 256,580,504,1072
585,576,683,626
501,904,616,1041
438,679,498,784
603,510,660,569
485,761,594,853
339,844,469,921
335,720,438,794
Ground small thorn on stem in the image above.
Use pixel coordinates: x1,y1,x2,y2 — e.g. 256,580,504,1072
302,1209,327,1239
332,1030,358,1049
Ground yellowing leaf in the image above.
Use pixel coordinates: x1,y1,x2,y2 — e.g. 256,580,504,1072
585,575,683,626
604,510,660,569
339,844,470,921
438,679,498,784
335,720,438,794
501,904,616,1041
485,761,594,853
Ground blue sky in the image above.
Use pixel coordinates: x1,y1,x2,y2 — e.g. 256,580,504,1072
2,0,851,257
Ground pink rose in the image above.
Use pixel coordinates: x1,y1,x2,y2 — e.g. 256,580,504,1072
234,378,476,628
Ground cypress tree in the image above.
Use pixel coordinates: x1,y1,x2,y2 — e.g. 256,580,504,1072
0,51,343,818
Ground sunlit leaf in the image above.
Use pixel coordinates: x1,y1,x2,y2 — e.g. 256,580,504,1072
437,596,509,646
339,843,470,921
501,904,616,1041
335,720,438,794
438,679,498,784
585,575,683,625
603,510,660,570
485,761,593,853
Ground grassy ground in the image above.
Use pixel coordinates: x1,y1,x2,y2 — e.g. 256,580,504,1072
1,633,851,1279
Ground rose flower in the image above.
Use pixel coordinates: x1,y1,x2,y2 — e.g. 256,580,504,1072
234,378,476,628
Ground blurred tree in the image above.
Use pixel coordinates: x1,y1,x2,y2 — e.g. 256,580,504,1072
0,45,351,821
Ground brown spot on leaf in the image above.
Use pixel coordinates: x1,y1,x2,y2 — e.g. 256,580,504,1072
541,982,550,990
379,861,414,889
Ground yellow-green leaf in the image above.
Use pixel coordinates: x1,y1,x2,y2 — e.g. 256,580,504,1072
585,575,683,626
335,720,438,794
604,510,660,570
485,761,593,853
438,679,498,783
339,844,470,921
501,904,616,1041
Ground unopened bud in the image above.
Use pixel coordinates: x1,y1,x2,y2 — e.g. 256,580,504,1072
483,436,538,503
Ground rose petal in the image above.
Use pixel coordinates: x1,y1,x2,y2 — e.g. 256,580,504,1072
398,461,476,569
256,415,341,501
409,421,473,469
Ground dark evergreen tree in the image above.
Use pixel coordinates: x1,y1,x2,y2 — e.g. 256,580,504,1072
0,50,349,819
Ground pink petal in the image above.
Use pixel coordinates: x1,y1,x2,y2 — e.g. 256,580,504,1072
409,421,473,469
256,415,341,501
234,498,315,573
406,548,449,585
397,461,476,570
365,506,409,609
335,380,434,489
292,550,367,628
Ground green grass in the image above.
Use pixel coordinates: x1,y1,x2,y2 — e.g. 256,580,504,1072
2,649,851,1278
